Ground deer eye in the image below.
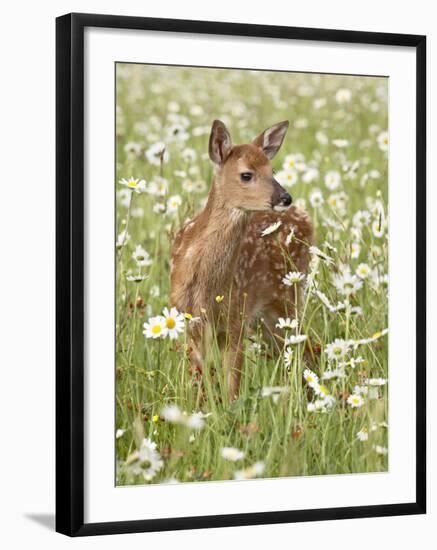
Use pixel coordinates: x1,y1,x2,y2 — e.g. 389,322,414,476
240,172,253,182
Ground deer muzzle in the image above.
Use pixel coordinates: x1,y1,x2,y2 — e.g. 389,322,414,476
271,178,292,212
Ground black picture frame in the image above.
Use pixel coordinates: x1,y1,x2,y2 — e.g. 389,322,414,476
56,12,426,537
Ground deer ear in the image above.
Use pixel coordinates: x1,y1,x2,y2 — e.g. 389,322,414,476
253,121,289,159
209,120,232,165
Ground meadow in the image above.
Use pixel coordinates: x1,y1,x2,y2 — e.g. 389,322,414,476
115,64,389,485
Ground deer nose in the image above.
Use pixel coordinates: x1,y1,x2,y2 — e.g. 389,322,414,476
280,191,292,206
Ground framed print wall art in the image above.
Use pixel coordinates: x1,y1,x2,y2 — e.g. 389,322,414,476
56,13,426,536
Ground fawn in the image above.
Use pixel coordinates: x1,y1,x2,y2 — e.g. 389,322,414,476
171,120,313,399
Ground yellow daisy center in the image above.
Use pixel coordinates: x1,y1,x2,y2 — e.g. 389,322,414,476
151,324,162,335
166,318,176,329
127,180,137,188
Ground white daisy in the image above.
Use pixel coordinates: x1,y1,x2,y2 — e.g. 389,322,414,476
143,316,165,339
332,270,363,296
234,462,265,480
309,188,324,208
302,167,319,184
161,307,185,339
261,220,282,237
220,447,245,462
125,438,163,481
283,347,294,369
282,271,305,286
303,368,319,389
261,386,289,404
356,263,371,279
366,378,387,386
347,393,365,408
356,428,369,441
350,242,361,259
335,88,352,104
374,445,388,455
285,334,307,345
377,131,389,152
166,195,183,214
119,177,146,194
132,245,152,267
325,338,352,361
145,141,169,166
276,168,298,188
324,170,341,190
276,317,298,330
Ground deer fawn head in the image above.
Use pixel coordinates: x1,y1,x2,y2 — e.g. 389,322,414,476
208,119,292,212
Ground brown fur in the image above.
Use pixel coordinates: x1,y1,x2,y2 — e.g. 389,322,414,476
170,120,313,399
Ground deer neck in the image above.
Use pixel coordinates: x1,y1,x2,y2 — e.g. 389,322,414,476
181,181,250,314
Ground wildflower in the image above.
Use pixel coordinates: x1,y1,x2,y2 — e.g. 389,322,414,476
160,405,207,430
374,445,388,455
350,242,361,259
332,138,349,148
116,229,130,249
126,272,147,283
303,368,319,389
166,194,183,214
261,386,289,404
220,447,245,462
332,269,363,296
143,316,165,339
161,307,185,339
234,462,265,480
145,141,169,166
276,317,298,330
354,328,388,346
125,438,163,481
377,131,389,152
324,170,341,190
356,263,371,279
309,245,334,266
119,177,146,193
185,412,205,430
181,147,197,162
282,271,305,286
285,334,307,345
302,167,319,183
153,203,166,214
148,176,169,196
335,88,352,104
347,394,365,408
123,141,142,158
285,228,295,246
366,378,387,386
372,219,385,238
284,347,294,369
356,428,369,441
161,404,183,423
310,188,324,208
322,368,345,380
315,131,329,145
325,338,352,361
261,220,282,236
277,168,298,188
283,153,306,172
116,429,126,439
215,295,224,303
132,245,152,267
353,210,371,227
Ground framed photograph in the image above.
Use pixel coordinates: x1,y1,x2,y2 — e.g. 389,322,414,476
56,13,426,536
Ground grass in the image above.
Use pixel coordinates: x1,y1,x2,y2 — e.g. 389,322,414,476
115,63,389,485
